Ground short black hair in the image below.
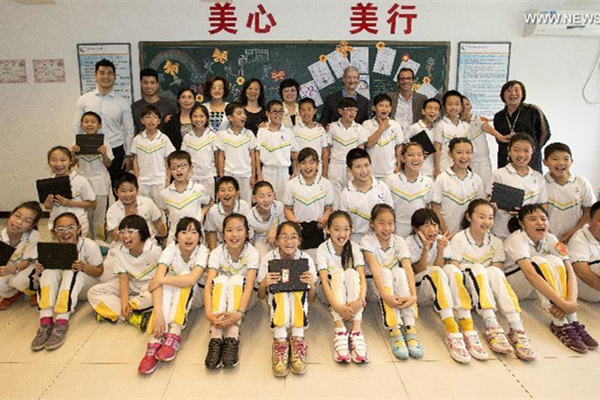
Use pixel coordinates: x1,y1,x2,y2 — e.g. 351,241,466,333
216,176,240,192
95,59,115,73
204,76,230,100
167,150,192,167
252,180,274,195
590,201,600,219
140,105,162,119
140,68,158,81
443,90,462,106
114,172,139,190
544,142,572,160
500,80,526,104
279,79,300,99
297,147,319,164
372,93,392,106
411,208,440,230
397,67,415,80
81,111,102,124
266,99,283,112
225,102,245,117
298,97,316,109
118,215,151,242
346,147,370,168
422,98,442,110
337,97,358,110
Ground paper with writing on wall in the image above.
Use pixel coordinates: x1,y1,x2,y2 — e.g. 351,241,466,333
350,47,369,74
308,60,335,90
417,82,438,99
393,59,421,82
0,59,27,83
299,80,324,107
327,50,351,79
33,59,66,83
373,47,396,76
357,75,370,100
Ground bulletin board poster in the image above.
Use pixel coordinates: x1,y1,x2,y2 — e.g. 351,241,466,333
457,42,511,118
77,43,133,104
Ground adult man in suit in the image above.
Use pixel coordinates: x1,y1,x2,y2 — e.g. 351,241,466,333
387,67,427,131
320,66,369,126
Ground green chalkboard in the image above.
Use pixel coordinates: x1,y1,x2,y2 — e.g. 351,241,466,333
139,41,449,110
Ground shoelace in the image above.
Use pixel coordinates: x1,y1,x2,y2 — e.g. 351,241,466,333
146,344,160,356
513,331,531,347
465,331,483,346
164,335,180,350
448,334,467,350
274,342,288,362
573,324,594,341
292,341,307,358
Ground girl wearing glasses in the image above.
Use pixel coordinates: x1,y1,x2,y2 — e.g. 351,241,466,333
31,212,103,351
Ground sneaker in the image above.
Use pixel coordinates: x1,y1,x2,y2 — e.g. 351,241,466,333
205,338,224,369
138,343,161,375
29,294,38,307
404,331,424,359
349,331,369,363
333,331,350,363
289,337,308,375
156,333,181,362
550,322,587,353
0,292,22,310
128,311,151,332
31,324,53,351
484,325,514,354
462,330,489,360
507,329,537,361
221,337,240,368
571,321,599,350
389,333,409,360
271,339,289,377
445,332,471,364
45,323,69,350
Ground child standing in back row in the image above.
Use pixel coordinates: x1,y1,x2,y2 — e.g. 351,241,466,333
433,91,469,177
293,98,329,173
404,98,442,179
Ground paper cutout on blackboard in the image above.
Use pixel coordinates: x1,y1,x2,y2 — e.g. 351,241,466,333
308,60,335,90
394,59,421,82
245,49,269,64
299,80,323,107
357,75,370,100
350,47,369,74
373,47,396,76
417,82,438,99
327,50,351,79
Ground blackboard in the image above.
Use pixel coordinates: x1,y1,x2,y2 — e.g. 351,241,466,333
139,41,449,112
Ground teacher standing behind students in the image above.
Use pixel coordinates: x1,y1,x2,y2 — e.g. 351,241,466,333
493,80,551,173
320,66,369,126
387,67,427,132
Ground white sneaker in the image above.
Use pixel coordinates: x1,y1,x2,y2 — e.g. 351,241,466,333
349,331,369,363
463,330,489,361
333,331,350,363
445,332,471,363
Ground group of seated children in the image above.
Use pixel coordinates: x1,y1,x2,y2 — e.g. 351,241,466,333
0,87,598,379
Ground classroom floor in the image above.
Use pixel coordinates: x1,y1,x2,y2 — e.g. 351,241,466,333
2,220,600,400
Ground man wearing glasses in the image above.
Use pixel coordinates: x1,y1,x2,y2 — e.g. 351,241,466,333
320,66,370,126
388,68,427,131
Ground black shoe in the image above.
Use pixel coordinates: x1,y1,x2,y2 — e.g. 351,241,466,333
205,338,224,369
221,337,240,368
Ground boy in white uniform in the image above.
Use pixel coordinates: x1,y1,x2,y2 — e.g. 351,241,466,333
131,105,176,209
247,181,285,258
215,102,257,204
433,91,469,177
362,93,405,179
71,111,113,240
569,201,600,302
543,143,596,242
404,98,442,179
160,151,211,242
293,98,329,173
339,148,393,243
256,100,299,200
324,97,369,203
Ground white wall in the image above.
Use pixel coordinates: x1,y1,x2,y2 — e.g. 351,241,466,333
1,0,599,210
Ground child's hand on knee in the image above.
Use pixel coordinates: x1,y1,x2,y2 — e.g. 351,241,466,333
333,302,354,320
151,314,166,339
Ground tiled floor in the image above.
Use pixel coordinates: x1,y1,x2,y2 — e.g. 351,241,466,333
2,221,600,399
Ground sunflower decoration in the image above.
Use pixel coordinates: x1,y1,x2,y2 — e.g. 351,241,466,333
271,69,286,82
422,76,431,84
236,76,245,86
319,54,328,63
163,60,180,77
402,53,410,62
213,48,228,64
196,94,204,103
376,41,385,51
335,41,354,58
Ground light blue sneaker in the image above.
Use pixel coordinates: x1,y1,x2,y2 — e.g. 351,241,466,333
405,332,424,359
390,333,409,360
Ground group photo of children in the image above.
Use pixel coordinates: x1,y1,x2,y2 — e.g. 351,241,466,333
2,56,600,382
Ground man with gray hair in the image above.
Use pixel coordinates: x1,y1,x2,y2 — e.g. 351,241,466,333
320,66,370,126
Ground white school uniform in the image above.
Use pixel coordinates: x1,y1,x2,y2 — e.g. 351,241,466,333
258,249,316,338
256,126,300,200
247,201,285,257
160,180,211,241
433,116,470,171
362,118,406,178
404,120,439,178
0,229,39,298
283,174,333,223
204,199,252,245
385,171,433,238
315,239,365,321
569,225,600,302
292,121,329,165
106,196,162,238
545,173,596,239
487,165,547,240
215,128,256,204
466,114,493,187
48,171,96,237
181,129,218,200
338,176,393,243
38,237,102,320
327,120,369,199
88,239,162,322
432,168,484,234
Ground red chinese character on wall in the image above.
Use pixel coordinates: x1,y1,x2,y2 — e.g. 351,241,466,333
349,2,378,34
246,4,277,33
386,4,417,34
209,2,238,34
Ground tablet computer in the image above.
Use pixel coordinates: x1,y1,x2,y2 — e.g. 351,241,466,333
268,258,309,293
36,176,72,203
0,242,16,266
300,221,325,250
491,182,525,211
76,134,105,155
37,243,78,270
410,130,436,155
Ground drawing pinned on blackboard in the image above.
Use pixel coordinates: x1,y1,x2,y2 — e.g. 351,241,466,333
271,69,286,82
327,50,350,79
350,47,369,74
417,81,438,99
213,49,228,64
373,47,396,76
335,41,354,58
163,60,180,77
308,60,335,90
245,49,269,64
357,75,370,100
299,80,323,107
394,58,420,82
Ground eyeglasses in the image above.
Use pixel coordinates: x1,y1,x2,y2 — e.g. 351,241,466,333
342,107,358,112
279,235,300,242
118,228,139,235
170,164,189,171
53,225,78,233
269,110,285,115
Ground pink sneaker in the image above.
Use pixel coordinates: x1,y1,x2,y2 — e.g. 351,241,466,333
138,343,161,375
445,332,471,364
333,331,350,363
156,333,181,362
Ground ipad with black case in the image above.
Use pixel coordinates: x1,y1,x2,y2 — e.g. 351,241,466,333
36,176,72,203
37,243,78,270
410,130,436,155
491,182,525,211
300,221,325,250
0,242,15,266
268,259,309,293
76,134,105,155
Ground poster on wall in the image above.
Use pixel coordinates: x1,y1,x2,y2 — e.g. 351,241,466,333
33,59,66,83
0,59,27,83
77,43,133,103
457,42,511,118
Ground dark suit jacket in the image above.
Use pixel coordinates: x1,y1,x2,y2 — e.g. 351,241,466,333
163,113,184,150
387,91,427,125
319,91,370,125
